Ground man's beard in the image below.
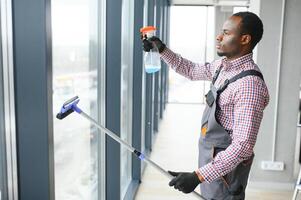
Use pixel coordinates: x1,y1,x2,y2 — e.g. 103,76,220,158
217,51,227,57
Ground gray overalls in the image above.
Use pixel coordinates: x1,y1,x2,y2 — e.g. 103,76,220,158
199,68,264,200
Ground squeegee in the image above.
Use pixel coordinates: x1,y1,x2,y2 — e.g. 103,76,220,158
56,96,205,199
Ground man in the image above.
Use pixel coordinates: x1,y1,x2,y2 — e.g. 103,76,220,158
142,12,269,200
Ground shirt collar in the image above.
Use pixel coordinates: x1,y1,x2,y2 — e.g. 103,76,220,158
221,53,253,71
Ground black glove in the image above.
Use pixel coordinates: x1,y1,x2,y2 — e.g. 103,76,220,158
168,171,201,194
142,36,166,53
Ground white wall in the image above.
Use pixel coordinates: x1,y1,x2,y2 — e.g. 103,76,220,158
249,0,301,189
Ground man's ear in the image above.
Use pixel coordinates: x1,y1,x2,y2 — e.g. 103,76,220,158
241,34,251,45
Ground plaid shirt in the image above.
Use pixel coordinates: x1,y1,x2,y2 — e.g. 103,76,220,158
160,48,269,183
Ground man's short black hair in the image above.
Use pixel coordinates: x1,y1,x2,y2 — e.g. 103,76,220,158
233,11,264,49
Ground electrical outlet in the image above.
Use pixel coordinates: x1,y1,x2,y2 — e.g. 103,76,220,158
261,161,285,171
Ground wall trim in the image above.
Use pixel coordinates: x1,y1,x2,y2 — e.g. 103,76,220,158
248,181,294,191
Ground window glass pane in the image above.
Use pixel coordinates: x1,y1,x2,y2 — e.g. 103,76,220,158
206,6,216,63
0,27,8,200
140,0,148,169
0,4,17,198
233,6,248,13
120,0,134,198
169,6,214,103
52,0,101,199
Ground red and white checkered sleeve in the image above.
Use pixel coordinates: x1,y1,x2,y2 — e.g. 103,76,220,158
160,48,216,81
198,77,269,183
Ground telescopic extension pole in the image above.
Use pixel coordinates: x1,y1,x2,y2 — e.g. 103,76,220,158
56,96,205,200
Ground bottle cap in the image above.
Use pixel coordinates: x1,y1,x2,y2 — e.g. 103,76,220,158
140,26,156,33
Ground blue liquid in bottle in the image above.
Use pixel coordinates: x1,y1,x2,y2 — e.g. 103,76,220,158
144,50,161,74
145,65,161,73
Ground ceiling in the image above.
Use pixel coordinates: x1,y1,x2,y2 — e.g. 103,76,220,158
170,0,250,6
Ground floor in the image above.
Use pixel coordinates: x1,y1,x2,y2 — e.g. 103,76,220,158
134,103,295,200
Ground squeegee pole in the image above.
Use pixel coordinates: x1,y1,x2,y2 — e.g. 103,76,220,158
80,111,169,176
79,110,205,200
80,111,135,153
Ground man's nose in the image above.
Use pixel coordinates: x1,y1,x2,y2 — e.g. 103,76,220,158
216,34,222,42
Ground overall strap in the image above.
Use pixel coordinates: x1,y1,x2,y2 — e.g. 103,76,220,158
212,67,222,85
217,70,264,94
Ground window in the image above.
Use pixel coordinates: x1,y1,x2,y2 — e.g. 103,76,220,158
233,6,248,13
0,0,18,198
52,0,105,199
169,6,215,103
120,0,134,198
0,28,7,200
141,0,148,165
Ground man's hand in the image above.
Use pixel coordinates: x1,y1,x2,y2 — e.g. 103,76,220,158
142,36,166,53
168,171,201,194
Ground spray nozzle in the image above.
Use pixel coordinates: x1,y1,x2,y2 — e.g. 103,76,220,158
140,26,156,39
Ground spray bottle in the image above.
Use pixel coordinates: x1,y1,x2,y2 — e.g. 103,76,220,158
140,26,161,73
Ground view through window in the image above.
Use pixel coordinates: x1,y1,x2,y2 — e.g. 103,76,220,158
52,0,102,199
0,28,7,200
120,0,134,198
169,6,215,104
